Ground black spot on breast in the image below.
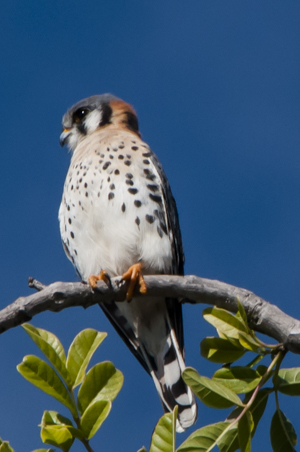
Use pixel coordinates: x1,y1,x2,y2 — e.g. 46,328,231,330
147,184,159,192
109,155,114,159
113,147,118,152
124,160,132,166
125,173,133,179
98,192,101,197
149,193,162,204
68,218,72,224
70,185,74,190
84,182,88,188
74,249,78,255
79,178,82,183
128,188,138,195
107,147,110,151
132,146,139,151
135,216,140,227
67,205,70,211
108,192,114,200
145,214,155,224
107,177,110,182
70,231,75,239
142,152,152,157
134,200,142,207
85,192,88,197
144,169,156,181
110,183,115,190
118,155,124,159
126,179,134,186
103,161,111,170
114,169,120,175
143,159,150,165
121,203,126,212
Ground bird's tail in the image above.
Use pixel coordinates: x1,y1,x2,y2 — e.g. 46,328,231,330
142,327,197,432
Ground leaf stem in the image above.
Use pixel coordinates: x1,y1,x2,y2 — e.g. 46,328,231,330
234,349,285,422
80,438,95,452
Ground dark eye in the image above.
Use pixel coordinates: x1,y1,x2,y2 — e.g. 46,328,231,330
73,107,90,123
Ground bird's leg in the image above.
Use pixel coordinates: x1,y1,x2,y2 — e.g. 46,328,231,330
88,270,111,289
121,262,147,301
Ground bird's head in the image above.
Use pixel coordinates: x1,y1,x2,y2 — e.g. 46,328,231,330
60,93,140,151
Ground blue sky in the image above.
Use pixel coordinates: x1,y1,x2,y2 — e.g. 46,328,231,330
1,1,300,451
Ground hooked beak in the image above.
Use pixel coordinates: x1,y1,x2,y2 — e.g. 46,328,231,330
59,128,71,147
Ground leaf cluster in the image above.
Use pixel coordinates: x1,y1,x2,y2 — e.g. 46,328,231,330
1,299,300,451
140,301,299,452
12,325,123,452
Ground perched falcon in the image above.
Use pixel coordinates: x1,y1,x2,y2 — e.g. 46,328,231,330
58,94,197,431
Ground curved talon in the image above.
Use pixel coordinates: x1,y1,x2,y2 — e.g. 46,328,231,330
122,263,147,300
88,270,110,289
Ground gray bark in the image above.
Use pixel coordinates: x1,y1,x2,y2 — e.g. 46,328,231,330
1,275,300,354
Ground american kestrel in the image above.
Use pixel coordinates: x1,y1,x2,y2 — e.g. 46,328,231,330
58,94,197,431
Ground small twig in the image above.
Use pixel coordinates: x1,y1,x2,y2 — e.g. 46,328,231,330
28,277,47,292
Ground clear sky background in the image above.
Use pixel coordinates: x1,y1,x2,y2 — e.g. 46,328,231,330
1,1,300,451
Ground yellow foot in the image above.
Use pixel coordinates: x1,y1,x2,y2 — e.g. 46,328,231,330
122,263,147,301
88,270,110,289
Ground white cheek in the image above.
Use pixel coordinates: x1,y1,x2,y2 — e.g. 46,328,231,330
84,109,102,134
67,129,81,151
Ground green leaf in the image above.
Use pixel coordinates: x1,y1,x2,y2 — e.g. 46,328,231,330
177,421,231,451
238,411,253,452
137,448,147,452
238,332,263,353
17,355,77,417
149,407,177,452
227,387,270,443
22,324,71,387
31,449,54,452
276,368,300,396
78,361,123,414
218,425,239,452
40,425,74,452
203,307,248,340
270,409,297,452
213,367,261,394
236,299,248,328
183,368,243,409
249,388,270,436
0,443,15,452
256,365,268,377
66,329,107,388
80,400,111,439
41,411,84,440
42,410,73,427
201,337,245,363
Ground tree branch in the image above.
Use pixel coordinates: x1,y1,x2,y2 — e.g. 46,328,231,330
1,275,300,354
